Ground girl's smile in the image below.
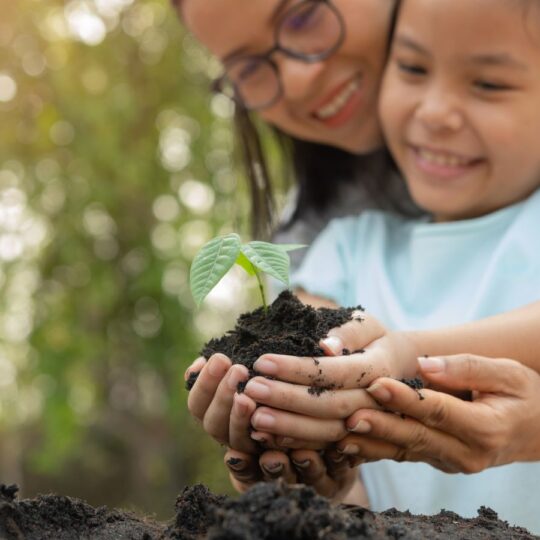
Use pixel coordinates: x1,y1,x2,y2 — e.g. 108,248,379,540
380,0,540,222
408,145,485,181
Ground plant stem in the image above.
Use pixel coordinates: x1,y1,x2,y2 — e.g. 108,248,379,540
254,270,268,312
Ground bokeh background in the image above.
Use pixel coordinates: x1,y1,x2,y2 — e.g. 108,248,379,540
0,0,285,518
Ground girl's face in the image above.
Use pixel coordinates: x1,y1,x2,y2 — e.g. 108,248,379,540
380,0,540,222
181,0,394,154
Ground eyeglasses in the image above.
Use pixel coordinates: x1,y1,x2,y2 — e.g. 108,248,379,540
212,0,345,111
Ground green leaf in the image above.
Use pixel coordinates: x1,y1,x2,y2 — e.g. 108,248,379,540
190,234,242,306
241,241,291,285
235,251,257,276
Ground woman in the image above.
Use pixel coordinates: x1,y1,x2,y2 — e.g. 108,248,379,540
177,0,540,507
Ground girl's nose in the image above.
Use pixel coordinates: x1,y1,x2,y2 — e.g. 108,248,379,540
277,56,325,103
415,89,464,133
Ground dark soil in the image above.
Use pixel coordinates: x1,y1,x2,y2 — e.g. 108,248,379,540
187,290,363,391
1,481,536,539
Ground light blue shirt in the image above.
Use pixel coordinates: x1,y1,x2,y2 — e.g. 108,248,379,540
291,188,540,533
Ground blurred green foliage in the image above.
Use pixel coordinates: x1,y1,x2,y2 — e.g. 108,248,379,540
0,0,271,518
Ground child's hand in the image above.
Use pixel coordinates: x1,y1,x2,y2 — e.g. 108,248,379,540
185,354,257,453
252,315,420,390
224,447,366,505
338,354,540,473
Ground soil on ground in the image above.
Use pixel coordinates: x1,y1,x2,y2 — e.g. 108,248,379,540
187,290,363,391
1,481,536,539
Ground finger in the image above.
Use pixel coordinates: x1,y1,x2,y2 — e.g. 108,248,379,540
251,407,347,442
202,364,249,444
184,357,206,381
419,355,532,395
249,430,280,450
229,393,258,453
320,314,385,356
275,435,327,450
260,451,296,483
290,449,339,498
345,406,468,465
244,377,381,419
224,449,262,492
357,377,488,438
253,348,392,389
187,354,231,421
335,434,458,473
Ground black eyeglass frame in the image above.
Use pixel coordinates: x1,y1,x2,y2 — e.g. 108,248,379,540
211,0,346,111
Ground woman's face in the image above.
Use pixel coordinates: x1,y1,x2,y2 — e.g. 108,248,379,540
181,0,394,154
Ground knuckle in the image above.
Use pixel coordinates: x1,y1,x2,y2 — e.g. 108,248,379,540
426,399,448,427
335,396,354,418
460,457,486,475
330,422,348,441
393,447,409,463
409,423,432,454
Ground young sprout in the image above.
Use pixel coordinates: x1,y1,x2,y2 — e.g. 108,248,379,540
189,233,305,310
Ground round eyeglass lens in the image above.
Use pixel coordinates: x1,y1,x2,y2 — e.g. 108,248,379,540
226,57,281,110
278,1,344,59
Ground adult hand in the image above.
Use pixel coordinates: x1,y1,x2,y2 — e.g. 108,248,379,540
339,354,540,473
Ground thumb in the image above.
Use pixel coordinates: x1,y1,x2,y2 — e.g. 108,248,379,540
320,311,385,356
419,354,527,394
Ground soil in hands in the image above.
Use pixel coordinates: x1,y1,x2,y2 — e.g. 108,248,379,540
187,290,363,392
2,482,536,540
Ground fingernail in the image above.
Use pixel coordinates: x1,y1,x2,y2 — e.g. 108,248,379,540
418,356,446,373
253,412,275,430
262,462,283,477
227,368,246,390
280,437,295,446
226,458,244,471
330,454,346,463
185,358,206,380
253,358,278,375
232,397,249,418
340,444,360,455
349,419,371,434
208,357,226,377
245,380,271,400
322,335,343,355
292,459,311,469
250,433,267,445
366,383,392,403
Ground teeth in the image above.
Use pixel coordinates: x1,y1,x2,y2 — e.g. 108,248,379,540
316,79,360,120
418,148,472,167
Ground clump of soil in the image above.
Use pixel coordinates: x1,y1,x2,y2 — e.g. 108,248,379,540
1,481,535,539
187,290,363,390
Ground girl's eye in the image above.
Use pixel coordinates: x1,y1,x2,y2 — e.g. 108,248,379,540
474,80,511,92
396,61,427,76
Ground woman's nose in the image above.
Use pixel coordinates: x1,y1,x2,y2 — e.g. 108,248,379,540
277,56,325,102
415,88,464,133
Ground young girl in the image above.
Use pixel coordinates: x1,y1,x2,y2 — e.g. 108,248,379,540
247,0,540,531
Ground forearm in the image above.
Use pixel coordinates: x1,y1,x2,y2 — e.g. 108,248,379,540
405,301,540,374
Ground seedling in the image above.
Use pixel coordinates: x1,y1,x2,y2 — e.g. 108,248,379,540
190,233,305,311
